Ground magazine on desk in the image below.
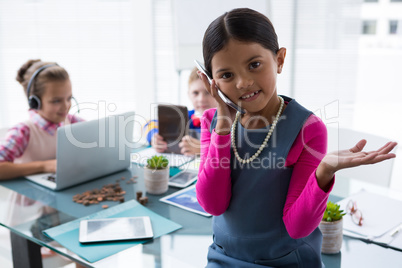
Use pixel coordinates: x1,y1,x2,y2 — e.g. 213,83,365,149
337,190,402,251
160,185,211,217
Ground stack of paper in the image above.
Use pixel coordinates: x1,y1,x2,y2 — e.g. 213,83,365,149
337,190,402,250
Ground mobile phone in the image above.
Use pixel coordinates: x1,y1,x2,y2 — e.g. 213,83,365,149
194,60,246,114
79,216,153,244
168,170,198,188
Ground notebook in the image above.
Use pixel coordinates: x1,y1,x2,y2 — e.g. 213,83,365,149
338,190,402,251
25,112,135,191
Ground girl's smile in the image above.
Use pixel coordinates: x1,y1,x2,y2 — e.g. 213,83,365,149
240,90,261,101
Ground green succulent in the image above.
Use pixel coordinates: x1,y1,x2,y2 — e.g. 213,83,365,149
146,155,169,170
322,201,346,222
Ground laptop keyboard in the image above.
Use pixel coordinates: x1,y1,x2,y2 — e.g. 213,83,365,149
45,174,56,182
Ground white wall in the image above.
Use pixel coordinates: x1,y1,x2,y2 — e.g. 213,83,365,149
355,0,402,190
354,49,402,190
0,0,154,142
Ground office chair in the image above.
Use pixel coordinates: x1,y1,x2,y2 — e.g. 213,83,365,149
326,126,397,188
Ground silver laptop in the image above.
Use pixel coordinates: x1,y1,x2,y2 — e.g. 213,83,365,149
25,111,135,191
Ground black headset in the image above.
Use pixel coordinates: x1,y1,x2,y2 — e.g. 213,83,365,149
26,63,79,113
26,63,57,110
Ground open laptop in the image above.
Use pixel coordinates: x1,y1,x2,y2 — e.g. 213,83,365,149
25,111,135,191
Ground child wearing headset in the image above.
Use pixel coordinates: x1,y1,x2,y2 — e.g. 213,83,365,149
0,59,83,180
145,67,217,156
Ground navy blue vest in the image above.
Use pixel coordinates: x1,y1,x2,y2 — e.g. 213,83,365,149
207,96,323,267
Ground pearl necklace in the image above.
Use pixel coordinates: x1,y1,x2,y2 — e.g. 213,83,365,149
231,96,284,164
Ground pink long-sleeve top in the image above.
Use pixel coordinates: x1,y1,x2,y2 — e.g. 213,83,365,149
196,108,334,239
0,110,83,162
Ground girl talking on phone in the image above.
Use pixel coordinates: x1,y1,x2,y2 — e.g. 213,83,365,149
196,8,397,267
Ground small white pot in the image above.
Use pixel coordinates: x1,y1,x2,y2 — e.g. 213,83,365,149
319,218,343,254
143,166,169,195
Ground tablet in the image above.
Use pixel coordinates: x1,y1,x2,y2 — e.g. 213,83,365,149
158,104,189,154
79,216,153,244
168,170,198,188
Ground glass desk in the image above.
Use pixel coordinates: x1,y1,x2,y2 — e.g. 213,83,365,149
0,167,401,268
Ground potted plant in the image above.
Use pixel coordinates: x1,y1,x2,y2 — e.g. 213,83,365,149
319,201,346,254
143,155,169,195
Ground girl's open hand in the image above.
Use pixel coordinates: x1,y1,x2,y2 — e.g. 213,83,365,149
316,140,397,190
325,139,397,172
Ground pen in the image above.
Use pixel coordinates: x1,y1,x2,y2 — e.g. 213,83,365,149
390,224,402,237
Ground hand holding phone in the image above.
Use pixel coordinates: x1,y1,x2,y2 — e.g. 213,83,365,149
194,60,245,114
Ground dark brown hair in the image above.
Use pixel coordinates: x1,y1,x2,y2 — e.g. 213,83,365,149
16,59,69,98
202,8,279,76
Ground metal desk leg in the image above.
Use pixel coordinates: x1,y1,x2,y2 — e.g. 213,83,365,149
10,232,42,268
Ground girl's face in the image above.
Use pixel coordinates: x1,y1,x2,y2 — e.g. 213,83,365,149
188,79,217,115
211,39,286,116
37,79,73,124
